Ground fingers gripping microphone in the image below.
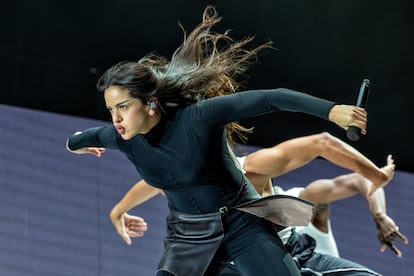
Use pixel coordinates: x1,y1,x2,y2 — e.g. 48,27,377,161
346,79,370,141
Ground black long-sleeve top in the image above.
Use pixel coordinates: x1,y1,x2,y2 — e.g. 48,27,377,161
68,88,335,214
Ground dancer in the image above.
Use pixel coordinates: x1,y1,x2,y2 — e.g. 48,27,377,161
111,132,400,252
115,133,406,275
231,139,407,275
237,133,407,259
66,6,375,275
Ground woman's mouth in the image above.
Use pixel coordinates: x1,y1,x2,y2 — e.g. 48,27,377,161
115,125,126,135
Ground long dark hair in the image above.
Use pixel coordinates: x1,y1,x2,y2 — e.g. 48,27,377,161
96,5,273,148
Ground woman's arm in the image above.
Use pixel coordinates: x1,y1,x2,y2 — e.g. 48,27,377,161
66,126,117,151
65,137,105,157
198,88,367,133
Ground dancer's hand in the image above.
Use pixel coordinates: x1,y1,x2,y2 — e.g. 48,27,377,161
66,139,106,157
70,147,106,157
110,212,147,245
368,155,395,196
375,213,408,257
328,105,367,134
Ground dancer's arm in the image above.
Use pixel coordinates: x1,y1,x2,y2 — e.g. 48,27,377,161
200,89,367,133
66,138,162,245
243,132,392,195
110,180,161,245
369,188,409,257
295,155,393,208
297,157,408,256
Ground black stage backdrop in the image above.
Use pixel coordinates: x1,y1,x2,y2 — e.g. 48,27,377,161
1,0,413,173
0,104,412,275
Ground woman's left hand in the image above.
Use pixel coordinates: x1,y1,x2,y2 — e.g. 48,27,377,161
328,105,367,134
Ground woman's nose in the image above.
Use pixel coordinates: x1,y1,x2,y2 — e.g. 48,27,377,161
113,110,122,123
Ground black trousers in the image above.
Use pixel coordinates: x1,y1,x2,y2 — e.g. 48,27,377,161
217,228,381,276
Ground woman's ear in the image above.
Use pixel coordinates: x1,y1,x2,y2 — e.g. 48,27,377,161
149,101,156,110
147,97,158,115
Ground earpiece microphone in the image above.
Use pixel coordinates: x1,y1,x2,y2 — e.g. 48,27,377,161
346,79,370,141
149,101,156,110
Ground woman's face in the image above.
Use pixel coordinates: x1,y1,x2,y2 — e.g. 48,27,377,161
104,85,157,140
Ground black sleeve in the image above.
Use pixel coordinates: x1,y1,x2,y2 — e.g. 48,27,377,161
193,88,336,126
67,126,119,151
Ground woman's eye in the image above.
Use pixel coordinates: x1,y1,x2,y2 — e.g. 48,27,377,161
119,105,127,110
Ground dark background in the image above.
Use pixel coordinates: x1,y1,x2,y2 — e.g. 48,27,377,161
1,0,413,172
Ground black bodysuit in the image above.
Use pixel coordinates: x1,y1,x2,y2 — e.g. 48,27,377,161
68,88,335,275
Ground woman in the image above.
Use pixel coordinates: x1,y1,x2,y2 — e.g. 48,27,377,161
66,6,369,275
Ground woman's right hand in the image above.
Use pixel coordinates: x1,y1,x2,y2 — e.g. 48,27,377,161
65,138,106,157
69,147,105,157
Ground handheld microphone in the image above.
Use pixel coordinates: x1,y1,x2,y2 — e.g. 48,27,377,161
346,79,370,141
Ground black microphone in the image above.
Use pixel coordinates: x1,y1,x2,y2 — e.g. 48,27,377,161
346,79,370,141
